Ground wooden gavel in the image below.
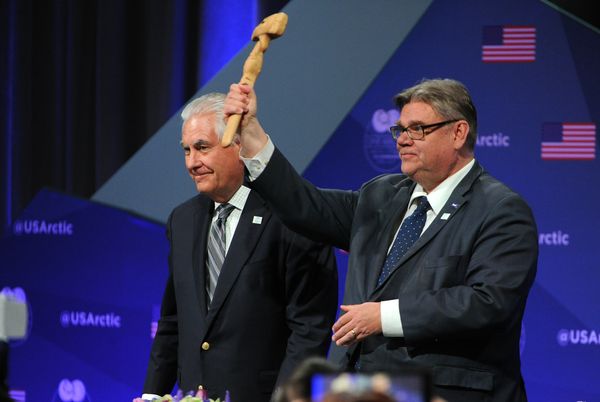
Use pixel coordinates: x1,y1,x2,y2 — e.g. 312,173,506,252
221,12,288,147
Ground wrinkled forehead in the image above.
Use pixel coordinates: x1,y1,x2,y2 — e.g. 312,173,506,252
181,113,218,143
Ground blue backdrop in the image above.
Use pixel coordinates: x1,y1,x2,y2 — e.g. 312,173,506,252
1,0,599,401
1,189,168,401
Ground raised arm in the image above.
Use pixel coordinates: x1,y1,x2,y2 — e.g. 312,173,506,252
224,84,269,157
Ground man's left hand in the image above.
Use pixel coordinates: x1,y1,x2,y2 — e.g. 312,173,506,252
332,302,382,346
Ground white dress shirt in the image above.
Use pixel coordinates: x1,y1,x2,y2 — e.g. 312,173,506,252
212,185,250,253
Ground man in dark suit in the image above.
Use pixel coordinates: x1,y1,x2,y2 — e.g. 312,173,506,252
142,93,338,402
224,78,538,402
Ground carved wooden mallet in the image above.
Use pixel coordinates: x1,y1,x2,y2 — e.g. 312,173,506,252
221,12,288,147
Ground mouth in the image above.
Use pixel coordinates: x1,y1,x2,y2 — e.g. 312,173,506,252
191,171,211,182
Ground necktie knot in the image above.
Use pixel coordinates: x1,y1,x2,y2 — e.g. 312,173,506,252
216,203,236,223
413,196,430,215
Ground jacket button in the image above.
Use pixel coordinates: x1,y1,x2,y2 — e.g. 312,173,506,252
201,342,210,351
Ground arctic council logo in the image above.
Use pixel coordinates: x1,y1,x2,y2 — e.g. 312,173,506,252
364,109,401,172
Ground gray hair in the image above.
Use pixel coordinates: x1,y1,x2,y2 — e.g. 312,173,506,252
394,78,478,150
180,92,227,140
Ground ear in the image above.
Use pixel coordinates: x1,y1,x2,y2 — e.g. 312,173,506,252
452,120,469,150
231,136,243,151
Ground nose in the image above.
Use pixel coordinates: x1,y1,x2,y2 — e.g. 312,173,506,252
396,130,413,148
186,149,203,172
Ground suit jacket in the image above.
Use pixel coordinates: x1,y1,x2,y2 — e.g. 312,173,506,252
143,189,338,402
250,148,538,402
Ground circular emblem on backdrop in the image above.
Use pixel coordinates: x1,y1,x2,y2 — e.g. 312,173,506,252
54,379,90,402
363,109,401,172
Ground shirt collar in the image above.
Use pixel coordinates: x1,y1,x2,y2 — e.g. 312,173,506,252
410,159,475,215
214,185,250,212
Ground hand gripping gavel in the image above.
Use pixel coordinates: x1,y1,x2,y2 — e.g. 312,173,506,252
221,12,288,147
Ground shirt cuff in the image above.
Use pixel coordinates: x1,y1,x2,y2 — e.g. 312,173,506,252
240,135,274,181
380,299,404,337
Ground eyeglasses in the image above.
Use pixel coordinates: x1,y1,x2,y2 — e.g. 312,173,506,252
389,119,459,141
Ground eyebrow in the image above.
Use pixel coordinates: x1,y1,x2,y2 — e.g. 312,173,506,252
395,119,425,127
181,139,211,149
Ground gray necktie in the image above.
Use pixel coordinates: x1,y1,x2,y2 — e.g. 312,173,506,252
206,203,236,301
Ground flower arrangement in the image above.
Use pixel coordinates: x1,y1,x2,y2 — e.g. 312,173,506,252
133,388,229,402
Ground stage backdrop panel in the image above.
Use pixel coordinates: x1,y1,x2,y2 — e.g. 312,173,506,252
2,0,598,401
92,0,434,223
1,189,168,401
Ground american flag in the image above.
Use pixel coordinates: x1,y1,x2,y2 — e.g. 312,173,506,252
482,25,536,62
541,122,596,160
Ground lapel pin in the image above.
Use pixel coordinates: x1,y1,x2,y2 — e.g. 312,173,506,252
451,203,459,209
441,213,451,220
252,216,263,225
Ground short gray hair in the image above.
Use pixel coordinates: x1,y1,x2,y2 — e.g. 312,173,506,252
180,93,227,140
394,78,478,150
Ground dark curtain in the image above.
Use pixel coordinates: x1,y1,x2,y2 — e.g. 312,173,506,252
0,0,287,235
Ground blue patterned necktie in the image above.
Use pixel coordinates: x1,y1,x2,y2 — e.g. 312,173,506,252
377,196,430,286
206,203,236,301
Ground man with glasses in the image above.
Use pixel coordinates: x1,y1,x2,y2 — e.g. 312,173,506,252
225,78,538,402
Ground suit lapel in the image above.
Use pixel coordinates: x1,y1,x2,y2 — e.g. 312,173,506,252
205,191,270,326
373,162,483,291
191,197,212,319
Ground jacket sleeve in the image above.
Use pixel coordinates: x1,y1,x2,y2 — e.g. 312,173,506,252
143,213,179,395
276,230,339,385
250,147,358,251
